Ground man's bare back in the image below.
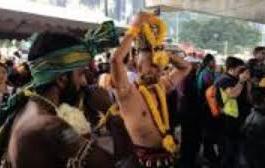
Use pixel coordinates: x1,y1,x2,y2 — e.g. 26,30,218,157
8,99,115,168
8,99,82,168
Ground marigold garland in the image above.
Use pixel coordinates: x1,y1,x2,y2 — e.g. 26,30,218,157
139,84,168,133
154,84,169,129
152,51,169,69
142,16,167,47
139,84,177,154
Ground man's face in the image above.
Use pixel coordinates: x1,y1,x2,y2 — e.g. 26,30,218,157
137,51,160,85
235,66,249,78
255,49,265,62
60,68,87,106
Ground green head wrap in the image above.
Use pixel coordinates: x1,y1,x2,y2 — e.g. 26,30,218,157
30,20,119,87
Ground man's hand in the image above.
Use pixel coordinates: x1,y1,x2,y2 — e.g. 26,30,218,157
130,12,153,28
239,70,251,83
226,69,250,98
111,12,152,99
160,54,192,93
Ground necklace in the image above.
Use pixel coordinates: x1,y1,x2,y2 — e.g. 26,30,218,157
139,84,169,134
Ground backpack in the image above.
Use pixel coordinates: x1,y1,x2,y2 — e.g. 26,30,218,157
206,85,239,118
205,85,221,118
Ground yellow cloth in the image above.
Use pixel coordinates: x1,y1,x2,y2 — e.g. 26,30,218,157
220,89,239,118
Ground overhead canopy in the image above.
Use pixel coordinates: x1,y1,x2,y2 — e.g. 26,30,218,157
0,1,125,39
146,0,265,24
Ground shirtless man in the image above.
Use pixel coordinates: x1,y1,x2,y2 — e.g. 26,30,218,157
0,22,118,168
111,12,192,167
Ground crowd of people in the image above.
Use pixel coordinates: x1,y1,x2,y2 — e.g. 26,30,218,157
0,12,264,168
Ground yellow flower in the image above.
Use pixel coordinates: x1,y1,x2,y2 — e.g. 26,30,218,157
162,135,178,154
152,51,169,69
139,84,178,154
139,85,167,133
142,16,167,47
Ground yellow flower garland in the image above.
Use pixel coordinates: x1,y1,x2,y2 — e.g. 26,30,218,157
154,84,169,129
141,16,169,68
142,16,167,47
139,84,177,154
139,84,167,133
152,51,169,69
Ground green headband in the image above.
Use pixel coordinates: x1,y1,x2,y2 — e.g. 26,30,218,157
30,46,90,86
30,21,119,87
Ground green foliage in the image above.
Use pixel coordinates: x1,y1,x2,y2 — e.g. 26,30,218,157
161,12,262,54
178,17,261,54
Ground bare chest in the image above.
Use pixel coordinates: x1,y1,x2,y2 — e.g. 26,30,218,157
117,86,163,147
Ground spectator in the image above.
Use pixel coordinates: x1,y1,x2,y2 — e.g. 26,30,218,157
197,54,219,167
215,57,251,168
197,54,216,97
243,85,265,168
253,46,265,62
248,47,265,86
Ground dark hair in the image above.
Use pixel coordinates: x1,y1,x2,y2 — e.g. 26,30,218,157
197,53,214,74
225,57,245,71
28,32,83,61
253,46,265,56
4,60,13,67
251,87,265,106
202,54,215,67
247,58,264,78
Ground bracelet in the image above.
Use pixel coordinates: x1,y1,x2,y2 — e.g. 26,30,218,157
126,26,140,38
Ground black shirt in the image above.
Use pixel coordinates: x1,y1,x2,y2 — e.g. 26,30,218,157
215,73,251,120
215,73,251,136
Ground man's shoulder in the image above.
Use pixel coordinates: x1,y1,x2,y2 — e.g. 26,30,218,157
214,74,236,88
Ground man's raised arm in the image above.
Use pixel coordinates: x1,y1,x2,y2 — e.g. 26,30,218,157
111,12,151,98
160,53,192,93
